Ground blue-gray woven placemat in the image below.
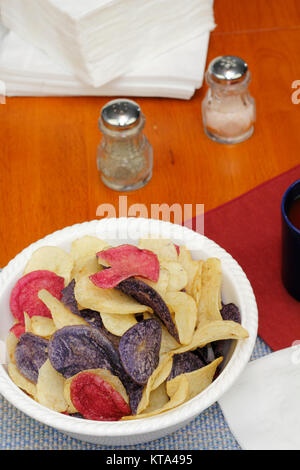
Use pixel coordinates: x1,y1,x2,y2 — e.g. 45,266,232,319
0,336,271,450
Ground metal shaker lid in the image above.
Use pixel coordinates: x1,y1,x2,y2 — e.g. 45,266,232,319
208,56,248,83
100,99,141,131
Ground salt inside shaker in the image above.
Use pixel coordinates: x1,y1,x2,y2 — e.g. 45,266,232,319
97,99,153,191
202,55,256,144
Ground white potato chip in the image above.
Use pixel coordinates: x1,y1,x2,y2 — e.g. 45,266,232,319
142,312,154,320
178,246,200,295
30,316,56,338
197,258,222,325
137,354,173,414
138,237,178,262
63,380,79,414
174,320,249,354
160,261,188,292
140,383,169,415
23,312,32,333
36,359,68,412
100,312,137,336
38,290,88,329
72,257,102,282
24,246,73,285
6,332,18,364
8,363,36,397
190,260,204,306
138,267,169,297
70,236,109,280
166,356,223,400
164,291,197,345
74,275,152,315
160,324,181,355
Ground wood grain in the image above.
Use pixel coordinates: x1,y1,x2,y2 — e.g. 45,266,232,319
0,0,300,266
214,0,300,33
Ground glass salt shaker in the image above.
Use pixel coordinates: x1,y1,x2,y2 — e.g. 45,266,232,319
97,99,153,191
202,55,256,144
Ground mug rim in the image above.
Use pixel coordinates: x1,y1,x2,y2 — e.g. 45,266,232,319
281,179,300,235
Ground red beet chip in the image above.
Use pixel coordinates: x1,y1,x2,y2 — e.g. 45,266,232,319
90,244,160,288
174,244,180,255
70,372,131,421
10,270,65,324
9,323,25,339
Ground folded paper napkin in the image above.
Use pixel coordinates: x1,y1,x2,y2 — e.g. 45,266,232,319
1,0,215,88
0,24,210,99
218,346,300,450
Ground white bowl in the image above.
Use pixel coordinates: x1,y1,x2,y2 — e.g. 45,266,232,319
0,218,258,446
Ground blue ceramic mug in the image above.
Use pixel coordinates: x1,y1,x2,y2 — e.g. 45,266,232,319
281,179,300,301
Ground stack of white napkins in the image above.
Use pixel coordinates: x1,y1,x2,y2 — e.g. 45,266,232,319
0,0,215,99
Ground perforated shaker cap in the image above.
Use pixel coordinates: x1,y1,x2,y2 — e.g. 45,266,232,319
100,99,141,131
208,55,248,83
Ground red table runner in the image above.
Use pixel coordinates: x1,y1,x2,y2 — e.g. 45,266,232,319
203,165,300,351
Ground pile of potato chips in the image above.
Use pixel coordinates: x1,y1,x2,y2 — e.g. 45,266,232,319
6,235,249,421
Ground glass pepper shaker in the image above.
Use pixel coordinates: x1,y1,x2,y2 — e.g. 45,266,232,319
97,99,153,191
202,55,256,144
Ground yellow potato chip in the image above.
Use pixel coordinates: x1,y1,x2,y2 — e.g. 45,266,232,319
166,356,223,400
123,375,189,420
8,363,36,397
137,354,173,414
160,260,188,292
70,236,108,280
142,312,154,320
190,260,204,306
138,267,169,297
138,237,178,262
178,246,200,295
72,257,102,283
36,359,68,412
30,316,56,338
139,383,169,415
174,320,249,354
24,246,73,285
23,312,32,333
6,332,18,364
63,380,79,414
38,289,88,329
100,312,137,336
164,292,197,345
160,324,181,355
74,275,152,315
197,258,223,325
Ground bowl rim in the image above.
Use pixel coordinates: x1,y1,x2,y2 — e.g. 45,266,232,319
0,217,258,438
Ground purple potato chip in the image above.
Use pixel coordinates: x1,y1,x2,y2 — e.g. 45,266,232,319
220,303,241,324
48,325,121,378
15,333,48,383
119,319,162,385
126,382,144,415
212,339,230,360
78,308,103,329
193,343,215,366
119,374,144,415
61,279,80,316
117,278,179,342
69,412,85,419
79,309,120,350
167,351,205,381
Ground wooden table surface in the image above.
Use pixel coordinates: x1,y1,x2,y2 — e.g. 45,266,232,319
0,0,300,267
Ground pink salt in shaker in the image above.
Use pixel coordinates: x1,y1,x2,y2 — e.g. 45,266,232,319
202,55,256,144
